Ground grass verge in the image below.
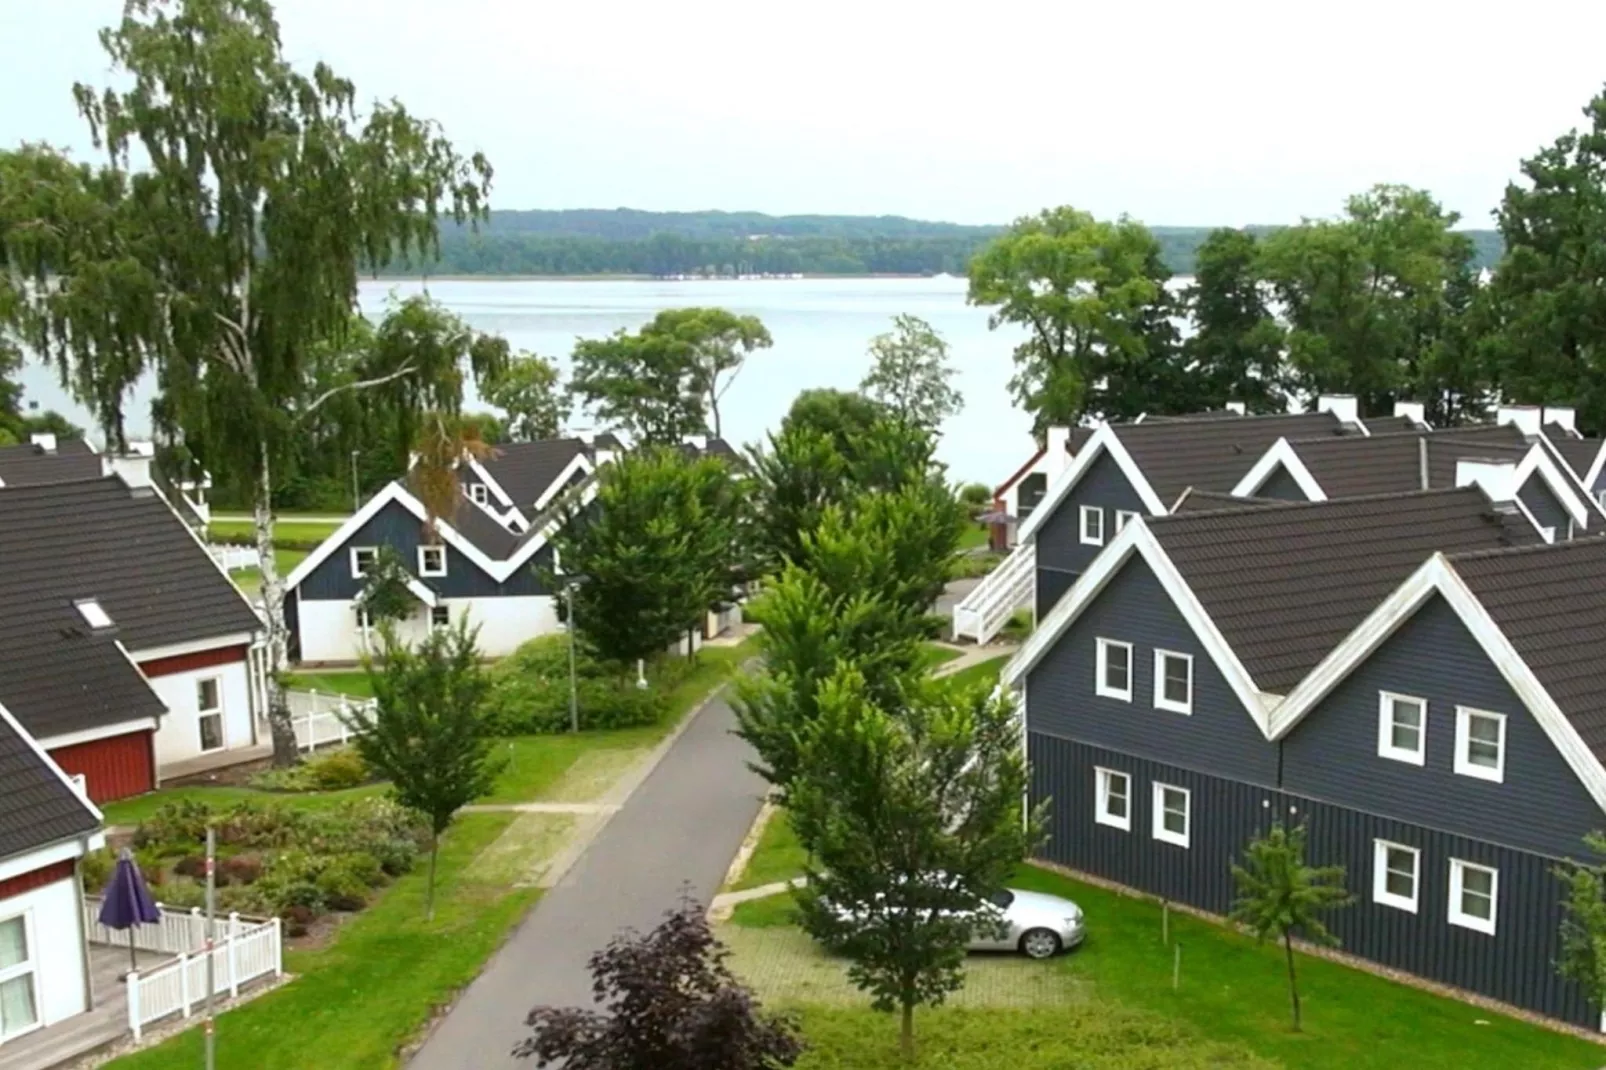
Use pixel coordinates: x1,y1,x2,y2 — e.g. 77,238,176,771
231,548,310,598
209,519,341,544
109,813,538,1070
730,810,807,892
283,668,376,699
938,655,1008,693
917,643,964,671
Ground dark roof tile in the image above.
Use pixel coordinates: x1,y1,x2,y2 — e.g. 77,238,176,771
0,438,103,486
1116,411,1350,504
0,712,99,861
476,439,589,509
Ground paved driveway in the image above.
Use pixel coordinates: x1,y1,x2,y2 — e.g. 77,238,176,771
408,692,767,1069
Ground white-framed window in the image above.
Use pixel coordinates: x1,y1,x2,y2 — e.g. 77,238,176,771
430,606,450,630
355,606,374,638
1114,509,1141,534
1377,691,1427,765
1448,859,1498,935
1153,650,1193,714
1094,638,1133,702
0,912,39,1040
469,483,489,505
1152,782,1191,847
75,598,114,630
196,676,225,753
1372,839,1420,913
1079,505,1105,546
1094,767,1131,831
418,545,447,577
350,546,378,578
1454,707,1507,783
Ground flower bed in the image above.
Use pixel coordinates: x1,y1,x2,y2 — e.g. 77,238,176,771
85,797,428,935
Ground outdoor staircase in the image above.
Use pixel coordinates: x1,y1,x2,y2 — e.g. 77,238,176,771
952,539,1034,644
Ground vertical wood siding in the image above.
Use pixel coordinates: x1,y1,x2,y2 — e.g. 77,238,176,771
1518,473,1572,538
48,731,154,802
1254,465,1311,501
1034,452,1148,577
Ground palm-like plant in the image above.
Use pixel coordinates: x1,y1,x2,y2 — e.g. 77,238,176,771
1230,823,1352,1031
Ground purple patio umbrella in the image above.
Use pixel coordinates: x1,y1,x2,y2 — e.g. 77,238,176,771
99,848,161,975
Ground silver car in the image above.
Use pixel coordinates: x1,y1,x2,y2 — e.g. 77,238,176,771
974,887,1086,959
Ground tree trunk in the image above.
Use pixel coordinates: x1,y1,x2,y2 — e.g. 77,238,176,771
709,386,722,440
425,831,439,922
899,1001,914,1061
255,448,299,767
1283,928,1301,1031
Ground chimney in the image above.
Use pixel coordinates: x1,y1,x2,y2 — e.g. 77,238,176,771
683,434,708,451
1393,401,1426,427
1316,394,1360,426
106,440,155,491
1455,458,1517,502
29,432,56,454
1044,426,1073,481
1496,405,1542,436
1225,401,1247,415
1544,406,1579,435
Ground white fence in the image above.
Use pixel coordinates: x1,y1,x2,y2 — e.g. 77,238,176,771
283,689,377,752
209,544,261,572
81,897,284,1040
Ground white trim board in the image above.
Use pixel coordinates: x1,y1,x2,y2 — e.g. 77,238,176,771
1229,437,1328,501
464,456,515,511
1015,425,1168,543
1268,552,1606,815
532,452,595,513
37,718,160,751
1511,443,1599,528
130,633,259,663
1000,517,1278,735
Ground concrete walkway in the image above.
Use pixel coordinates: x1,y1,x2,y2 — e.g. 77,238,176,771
407,690,767,1069
932,642,1019,678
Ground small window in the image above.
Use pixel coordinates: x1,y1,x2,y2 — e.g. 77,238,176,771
1377,692,1427,765
1448,859,1498,935
1095,638,1133,702
1153,650,1193,714
430,606,450,630
1095,767,1131,831
418,545,447,577
1152,782,1190,847
196,676,224,752
75,599,114,630
350,547,378,578
1454,707,1506,782
1079,505,1105,546
1114,509,1141,534
0,914,39,1039
355,606,374,633
1373,839,1420,913
469,483,489,505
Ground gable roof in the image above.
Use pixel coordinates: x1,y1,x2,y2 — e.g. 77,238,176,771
1170,488,1292,513
994,427,1094,497
1545,429,1604,482
0,701,101,862
0,477,262,654
0,437,103,486
473,439,593,510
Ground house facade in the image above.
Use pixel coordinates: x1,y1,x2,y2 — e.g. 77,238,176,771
0,702,103,1050
1004,489,1606,1028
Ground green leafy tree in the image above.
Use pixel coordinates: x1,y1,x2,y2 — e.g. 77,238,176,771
1229,823,1353,1031
958,481,991,517
357,546,419,626
0,2,495,766
788,668,1044,1057
1182,229,1290,413
967,206,1164,428
1556,832,1606,1010
1484,86,1606,430
552,449,739,669
648,307,771,440
780,388,887,452
860,314,962,430
484,353,564,442
348,619,500,919
1083,241,1195,421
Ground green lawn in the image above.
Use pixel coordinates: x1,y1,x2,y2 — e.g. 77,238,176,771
917,644,964,671
939,655,1008,692
958,524,990,551
231,548,309,598
730,810,807,892
729,864,1604,1069
209,519,341,545
283,669,375,699
109,813,538,1070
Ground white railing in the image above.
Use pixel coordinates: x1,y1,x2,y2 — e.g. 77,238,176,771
83,897,271,955
952,540,1034,644
209,544,261,572
282,689,377,752
123,917,283,1040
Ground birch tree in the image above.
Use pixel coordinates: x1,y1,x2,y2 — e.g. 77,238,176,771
0,0,493,764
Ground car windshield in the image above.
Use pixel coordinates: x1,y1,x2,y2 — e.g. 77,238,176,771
986,889,1015,910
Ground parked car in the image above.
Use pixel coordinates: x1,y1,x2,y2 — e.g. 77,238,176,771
823,882,1086,959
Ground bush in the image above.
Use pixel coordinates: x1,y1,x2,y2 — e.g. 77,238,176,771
281,904,316,937
484,635,669,734
315,862,370,912
370,836,420,877
1001,608,1034,642
134,799,216,852
218,853,264,886
340,851,385,888
80,849,114,894
251,748,371,792
172,854,208,880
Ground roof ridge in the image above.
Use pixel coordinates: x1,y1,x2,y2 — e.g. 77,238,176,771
1447,534,1606,564
1150,484,1484,524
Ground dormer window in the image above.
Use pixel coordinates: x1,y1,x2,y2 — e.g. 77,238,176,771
418,545,447,577
469,484,489,506
75,599,113,630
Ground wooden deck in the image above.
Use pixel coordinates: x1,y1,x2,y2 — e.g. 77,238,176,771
0,946,170,1070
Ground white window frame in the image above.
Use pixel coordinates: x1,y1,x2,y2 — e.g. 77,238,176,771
74,598,114,630
1114,509,1141,534
355,605,375,640
430,605,451,631
1454,706,1507,783
1094,638,1133,702
1376,691,1427,766
418,545,448,578
1151,782,1191,848
469,483,489,505
196,674,225,754
1447,858,1499,936
1153,649,1193,714
0,911,40,1041
1079,505,1105,546
1094,767,1131,831
350,546,378,579
1372,839,1421,913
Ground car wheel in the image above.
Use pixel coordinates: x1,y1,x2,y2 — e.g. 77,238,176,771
1019,928,1061,959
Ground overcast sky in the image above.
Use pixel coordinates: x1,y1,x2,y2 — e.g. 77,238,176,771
3,0,1605,228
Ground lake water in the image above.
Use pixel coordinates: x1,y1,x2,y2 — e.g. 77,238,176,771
17,276,1036,484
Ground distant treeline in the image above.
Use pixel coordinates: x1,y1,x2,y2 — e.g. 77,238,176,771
382,209,1505,278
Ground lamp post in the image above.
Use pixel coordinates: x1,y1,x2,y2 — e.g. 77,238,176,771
562,575,588,733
